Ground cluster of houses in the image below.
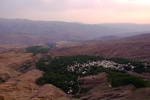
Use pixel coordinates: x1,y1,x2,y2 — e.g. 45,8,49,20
66,60,136,94
67,60,135,74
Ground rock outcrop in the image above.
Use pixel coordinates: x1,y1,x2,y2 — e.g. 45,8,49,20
0,69,69,100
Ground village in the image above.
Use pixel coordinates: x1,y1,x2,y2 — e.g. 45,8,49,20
67,60,135,74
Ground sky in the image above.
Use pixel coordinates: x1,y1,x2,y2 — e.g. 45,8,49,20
0,0,150,24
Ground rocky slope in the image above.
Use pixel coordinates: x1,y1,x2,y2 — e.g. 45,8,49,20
0,69,68,100
0,51,69,100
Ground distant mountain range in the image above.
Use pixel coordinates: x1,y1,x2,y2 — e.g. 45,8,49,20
0,18,150,45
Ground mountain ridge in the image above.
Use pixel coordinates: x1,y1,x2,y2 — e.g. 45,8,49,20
1,18,150,45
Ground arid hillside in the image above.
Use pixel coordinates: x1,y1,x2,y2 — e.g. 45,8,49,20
50,33,150,62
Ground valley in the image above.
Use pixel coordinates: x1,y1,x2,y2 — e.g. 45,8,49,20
0,43,150,100
0,18,150,100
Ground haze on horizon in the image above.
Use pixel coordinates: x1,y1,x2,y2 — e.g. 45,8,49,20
0,0,150,24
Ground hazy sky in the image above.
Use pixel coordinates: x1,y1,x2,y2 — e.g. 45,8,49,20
0,0,150,24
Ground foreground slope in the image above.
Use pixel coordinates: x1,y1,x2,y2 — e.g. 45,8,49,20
0,50,69,100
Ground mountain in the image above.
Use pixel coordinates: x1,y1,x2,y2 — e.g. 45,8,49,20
50,33,150,62
99,23,150,32
1,18,150,45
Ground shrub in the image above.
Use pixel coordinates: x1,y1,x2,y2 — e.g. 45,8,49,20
108,72,148,88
